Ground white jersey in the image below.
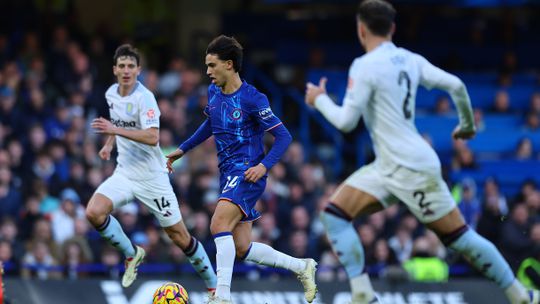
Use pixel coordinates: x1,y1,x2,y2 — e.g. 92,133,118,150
315,41,473,175
105,81,167,179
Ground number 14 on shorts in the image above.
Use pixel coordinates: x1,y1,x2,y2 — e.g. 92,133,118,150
223,176,240,193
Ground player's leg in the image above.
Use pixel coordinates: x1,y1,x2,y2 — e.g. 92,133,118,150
427,208,534,304
136,174,218,293
209,200,243,302
163,221,217,292
86,174,143,287
235,221,318,303
389,167,535,304
321,184,382,304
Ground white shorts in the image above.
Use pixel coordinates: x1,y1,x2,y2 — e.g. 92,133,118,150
344,163,455,223
95,172,182,227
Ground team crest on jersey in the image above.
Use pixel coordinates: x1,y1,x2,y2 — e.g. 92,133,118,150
230,108,242,120
126,102,135,116
147,109,155,119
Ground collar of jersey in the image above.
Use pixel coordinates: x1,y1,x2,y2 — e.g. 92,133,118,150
116,81,140,97
218,80,246,97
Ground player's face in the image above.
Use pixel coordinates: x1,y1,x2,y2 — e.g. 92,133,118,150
205,53,233,88
113,56,140,87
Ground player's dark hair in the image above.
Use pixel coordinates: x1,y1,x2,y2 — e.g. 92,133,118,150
206,35,243,72
113,44,140,66
357,0,396,37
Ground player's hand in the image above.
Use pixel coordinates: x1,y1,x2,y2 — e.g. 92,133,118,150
244,163,267,183
305,77,327,106
452,125,476,140
91,117,117,135
99,145,113,160
166,148,184,173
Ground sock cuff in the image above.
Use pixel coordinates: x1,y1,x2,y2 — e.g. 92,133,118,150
213,232,232,239
184,236,199,257
96,215,111,231
240,243,253,260
324,203,352,221
441,225,469,246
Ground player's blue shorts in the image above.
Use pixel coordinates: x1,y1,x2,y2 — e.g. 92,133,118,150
218,171,266,222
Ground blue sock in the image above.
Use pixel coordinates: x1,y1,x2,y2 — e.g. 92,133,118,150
97,215,136,258
320,204,363,278
184,236,217,290
446,227,514,289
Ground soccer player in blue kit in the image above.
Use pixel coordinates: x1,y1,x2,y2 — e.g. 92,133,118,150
166,35,318,304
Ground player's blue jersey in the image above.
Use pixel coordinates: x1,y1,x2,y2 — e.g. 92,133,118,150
205,81,282,173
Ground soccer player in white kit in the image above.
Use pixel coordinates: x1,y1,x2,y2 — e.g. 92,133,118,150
305,1,539,303
85,44,217,293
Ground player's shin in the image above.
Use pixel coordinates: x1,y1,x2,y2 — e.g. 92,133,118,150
321,204,375,300
96,214,136,258
445,226,529,303
213,232,235,301
183,236,217,290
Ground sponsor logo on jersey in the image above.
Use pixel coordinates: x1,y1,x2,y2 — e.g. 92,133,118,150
146,109,155,119
258,107,273,120
111,118,136,128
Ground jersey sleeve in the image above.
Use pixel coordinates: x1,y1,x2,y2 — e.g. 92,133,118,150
249,93,283,131
139,91,160,129
314,59,372,132
415,54,475,131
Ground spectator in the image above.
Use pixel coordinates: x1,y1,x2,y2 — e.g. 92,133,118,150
458,178,482,230
388,224,413,264
51,188,85,244
515,138,534,160
0,166,22,218
477,177,509,244
404,236,449,282
21,239,61,279
61,238,93,279
489,90,513,114
500,204,532,270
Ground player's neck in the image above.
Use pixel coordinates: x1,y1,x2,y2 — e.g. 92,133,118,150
221,74,243,94
118,83,137,97
365,37,392,53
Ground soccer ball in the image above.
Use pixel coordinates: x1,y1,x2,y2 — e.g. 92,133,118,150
152,282,189,304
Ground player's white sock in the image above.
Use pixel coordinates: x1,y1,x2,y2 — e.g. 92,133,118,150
350,273,376,300
243,242,306,273
214,232,235,300
504,279,529,304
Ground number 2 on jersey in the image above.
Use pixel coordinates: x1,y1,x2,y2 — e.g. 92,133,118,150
398,71,412,119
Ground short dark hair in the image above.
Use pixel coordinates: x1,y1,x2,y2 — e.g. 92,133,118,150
113,44,140,66
357,0,396,37
206,35,243,72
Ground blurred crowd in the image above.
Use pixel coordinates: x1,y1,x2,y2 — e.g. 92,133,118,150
0,21,539,285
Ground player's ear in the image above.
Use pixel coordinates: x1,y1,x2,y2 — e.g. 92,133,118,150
226,59,234,70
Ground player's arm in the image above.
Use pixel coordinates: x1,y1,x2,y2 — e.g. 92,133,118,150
416,55,475,139
91,117,159,145
305,75,368,132
166,119,213,173
98,135,116,160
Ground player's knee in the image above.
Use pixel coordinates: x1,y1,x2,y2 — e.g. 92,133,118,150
210,217,230,235
235,242,251,259
85,205,106,227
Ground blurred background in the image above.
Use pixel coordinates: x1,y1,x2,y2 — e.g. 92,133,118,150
0,0,540,302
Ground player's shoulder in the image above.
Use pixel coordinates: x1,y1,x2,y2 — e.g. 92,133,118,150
132,82,156,103
105,83,119,98
241,81,268,106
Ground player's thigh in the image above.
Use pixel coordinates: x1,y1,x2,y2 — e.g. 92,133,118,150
210,200,244,234
425,207,466,237
232,221,252,258
89,174,134,220
134,173,182,228
387,167,458,225
336,164,391,218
